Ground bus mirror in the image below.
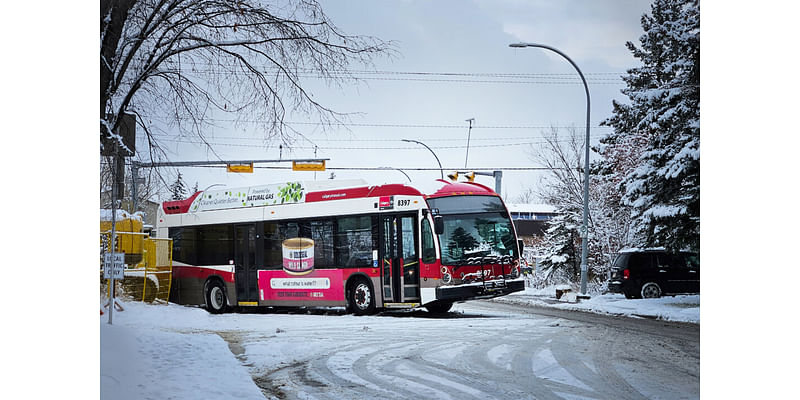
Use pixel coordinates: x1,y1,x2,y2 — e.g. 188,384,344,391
433,215,444,235
518,239,524,253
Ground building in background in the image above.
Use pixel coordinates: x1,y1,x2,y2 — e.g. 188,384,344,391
506,203,558,237
505,203,558,270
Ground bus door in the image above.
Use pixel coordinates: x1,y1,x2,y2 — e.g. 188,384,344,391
380,214,420,303
234,224,258,303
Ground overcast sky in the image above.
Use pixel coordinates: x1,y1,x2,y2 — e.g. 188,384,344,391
143,0,653,202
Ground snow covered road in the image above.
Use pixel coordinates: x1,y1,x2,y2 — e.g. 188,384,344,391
236,303,699,399
101,300,699,399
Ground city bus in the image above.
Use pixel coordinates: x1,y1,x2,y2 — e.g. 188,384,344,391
156,179,525,314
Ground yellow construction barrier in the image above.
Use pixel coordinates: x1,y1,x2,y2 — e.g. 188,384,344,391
101,231,172,303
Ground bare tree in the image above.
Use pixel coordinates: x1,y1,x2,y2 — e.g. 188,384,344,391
528,127,587,215
100,0,394,160
526,127,637,291
510,187,538,204
100,159,169,208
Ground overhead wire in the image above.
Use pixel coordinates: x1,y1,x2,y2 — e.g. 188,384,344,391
149,137,598,150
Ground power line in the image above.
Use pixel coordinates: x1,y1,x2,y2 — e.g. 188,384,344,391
183,70,624,85
146,117,616,130
164,64,625,84
174,64,624,79
179,165,555,171
149,134,601,142
179,63,624,77
150,138,594,150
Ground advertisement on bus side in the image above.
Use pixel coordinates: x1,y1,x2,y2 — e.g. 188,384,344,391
257,269,345,301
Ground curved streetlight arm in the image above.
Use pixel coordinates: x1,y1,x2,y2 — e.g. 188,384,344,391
379,167,412,182
509,42,591,295
402,139,444,179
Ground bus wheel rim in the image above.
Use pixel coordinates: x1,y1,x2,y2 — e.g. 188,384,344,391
355,283,370,309
211,287,224,308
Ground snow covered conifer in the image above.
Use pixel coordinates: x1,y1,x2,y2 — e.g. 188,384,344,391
601,0,700,251
536,213,581,285
170,173,188,200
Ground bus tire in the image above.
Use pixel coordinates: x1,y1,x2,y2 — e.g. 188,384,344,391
348,278,375,315
205,279,227,314
425,301,453,314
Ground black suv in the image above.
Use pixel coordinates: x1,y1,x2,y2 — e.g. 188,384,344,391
608,249,699,299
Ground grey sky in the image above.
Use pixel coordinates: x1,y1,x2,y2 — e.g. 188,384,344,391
153,0,652,201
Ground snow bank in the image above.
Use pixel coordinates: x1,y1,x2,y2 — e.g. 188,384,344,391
100,209,143,222
100,303,263,400
502,286,700,323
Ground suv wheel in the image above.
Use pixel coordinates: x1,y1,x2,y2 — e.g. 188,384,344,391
640,282,662,299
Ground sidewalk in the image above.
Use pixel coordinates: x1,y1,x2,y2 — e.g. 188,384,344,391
495,286,700,324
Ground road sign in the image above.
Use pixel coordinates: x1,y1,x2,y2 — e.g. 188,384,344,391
292,160,326,171
104,252,125,280
227,163,254,173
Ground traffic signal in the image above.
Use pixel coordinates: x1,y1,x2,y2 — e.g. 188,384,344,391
447,172,458,181
465,171,476,182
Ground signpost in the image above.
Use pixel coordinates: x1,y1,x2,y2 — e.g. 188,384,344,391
104,250,124,324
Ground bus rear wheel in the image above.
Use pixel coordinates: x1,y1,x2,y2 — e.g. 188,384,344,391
205,280,227,314
348,278,375,315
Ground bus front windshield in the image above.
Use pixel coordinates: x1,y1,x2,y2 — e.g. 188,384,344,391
427,196,517,265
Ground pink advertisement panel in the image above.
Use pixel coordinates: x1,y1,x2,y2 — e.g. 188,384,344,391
258,269,345,302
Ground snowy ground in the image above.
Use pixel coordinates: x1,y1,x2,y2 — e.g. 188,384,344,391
100,288,699,399
499,285,700,324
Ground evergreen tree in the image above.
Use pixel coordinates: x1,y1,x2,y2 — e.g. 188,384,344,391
601,0,700,252
537,213,581,285
170,172,188,200
449,227,479,252
192,181,199,194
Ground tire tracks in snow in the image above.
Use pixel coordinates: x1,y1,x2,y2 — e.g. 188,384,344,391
211,301,698,399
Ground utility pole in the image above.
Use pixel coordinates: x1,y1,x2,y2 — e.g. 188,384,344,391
108,151,118,325
464,118,474,168
101,112,136,324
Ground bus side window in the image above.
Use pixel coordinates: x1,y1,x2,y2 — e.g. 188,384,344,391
310,219,334,268
170,227,198,265
421,218,436,264
335,216,373,268
263,222,282,269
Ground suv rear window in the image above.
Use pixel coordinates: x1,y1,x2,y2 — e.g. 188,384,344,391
613,254,629,269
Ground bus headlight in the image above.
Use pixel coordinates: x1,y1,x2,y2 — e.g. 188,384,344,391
441,266,453,285
442,272,452,285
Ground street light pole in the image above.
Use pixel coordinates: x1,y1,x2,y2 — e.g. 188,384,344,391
402,139,444,180
465,118,474,168
510,42,591,295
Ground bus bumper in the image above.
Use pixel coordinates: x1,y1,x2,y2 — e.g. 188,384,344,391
435,279,525,303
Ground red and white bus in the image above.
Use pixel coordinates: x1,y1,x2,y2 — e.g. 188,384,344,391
156,179,525,314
